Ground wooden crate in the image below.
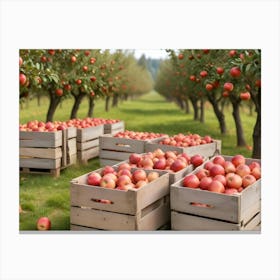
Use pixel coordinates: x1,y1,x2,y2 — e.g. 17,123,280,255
103,121,125,136
99,135,167,167
170,156,261,229
20,127,77,177
171,211,261,231
70,168,170,231
145,139,222,158
76,125,104,164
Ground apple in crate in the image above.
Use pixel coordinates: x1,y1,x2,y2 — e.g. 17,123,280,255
100,177,116,189
147,171,160,182
242,174,256,188
182,174,200,188
101,166,116,176
190,154,204,168
226,173,242,189
231,154,246,167
87,172,102,186
129,153,142,165
132,170,147,183
236,164,251,177
37,217,51,231
208,180,225,193
170,159,187,172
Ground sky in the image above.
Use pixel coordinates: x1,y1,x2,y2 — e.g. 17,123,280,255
132,49,169,60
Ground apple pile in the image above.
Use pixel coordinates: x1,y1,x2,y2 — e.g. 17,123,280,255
20,120,71,132
67,117,121,129
159,133,213,147
87,164,161,191
114,130,168,140
19,118,122,132
182,154,261,194
128,149,204,172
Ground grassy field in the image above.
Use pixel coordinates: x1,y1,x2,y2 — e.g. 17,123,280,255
19,90,257,230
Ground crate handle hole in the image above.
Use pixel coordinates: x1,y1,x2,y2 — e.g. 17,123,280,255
190,202,213,208
116,143,131,148
91,198,114,205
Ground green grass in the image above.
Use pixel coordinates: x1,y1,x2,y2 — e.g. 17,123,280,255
19,90,257,230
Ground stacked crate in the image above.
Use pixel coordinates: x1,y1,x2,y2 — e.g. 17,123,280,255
76,125,104,164
170,156,261,231
70,167,170,231
20,127,77,177
103,121,125,136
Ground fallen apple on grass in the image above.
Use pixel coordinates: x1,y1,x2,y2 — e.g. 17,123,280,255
37,217,51,231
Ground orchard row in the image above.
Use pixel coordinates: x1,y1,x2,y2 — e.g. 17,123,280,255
19,49,153,122
155,49,261,159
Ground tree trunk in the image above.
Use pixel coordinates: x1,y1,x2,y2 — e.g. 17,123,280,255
87,97,95,118
207,95,227,134
105,96,110,112
112,95,118,107
199,97,205,123
46,94,61,122
232,101,247,147
190,97,199,121
184,98,190,114
176,97,184,110
252,88,261,158
70,92,86,119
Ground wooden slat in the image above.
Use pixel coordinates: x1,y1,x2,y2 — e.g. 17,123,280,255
99,158,122,167
70,207,137,230
104,121,125,134
70,224,101,231
67,127,77,139
68,138,77,156
99,135,145,153
61,129,68,167
77,138,99,150
20,158,61,169
78,146,99,161
171,183,240,223
99,150,132,161
20,131,62,148
77,125,104,142
243,212,261,230
20,147,62,159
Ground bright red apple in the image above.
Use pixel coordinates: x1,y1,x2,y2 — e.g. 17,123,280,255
87,172,102,186
208,180,225,193
199,177,213,190
226,173,242,189
190,154,204,167
209,164,225,177
132,170,147,183
236,164,251,177
182,174,200,188
37,217,51,231
212,155,225,167
242,174,256,188
231,154,246,167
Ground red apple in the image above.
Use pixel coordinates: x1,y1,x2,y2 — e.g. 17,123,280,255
209,164,225,177
240,92,251,100
182,174,200,188
140,157,154,169
154,158,166,170
135,180,148,189
195,168,209,180
242,174,256,188
213,174,227,186
205,83,213,91
224,161,236,173
231,154,246,167
19,73,27,85
204,161,215,171
102,173,118,182
153,148,165,158
251,167,261,180
116,175,132,188
212,155,225,167
230,67,241,78
117,163,131,171
165,151,177,160
200,177,213,190
101,166,115,176
223,82,234,92
226,173,242,189
100,177,116,189
249,161,260,171
190,154,204,167
236,164,251,177
224,188,239,195
117,169,132,179
147,171,160,182
208,180,225,193
129,153,142,164
170,159,187,172
87,172,102,186
37,217,51,231
216,67,224,75
200,70,208,78
132,170,147,183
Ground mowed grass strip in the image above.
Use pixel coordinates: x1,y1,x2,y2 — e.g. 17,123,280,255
19,90,257,230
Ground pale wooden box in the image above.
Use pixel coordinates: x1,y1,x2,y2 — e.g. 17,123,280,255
76,125,104,164
103,121,125,136
99,135,167,167
70,167,170,230
170,156,261,230
20,127,77,176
